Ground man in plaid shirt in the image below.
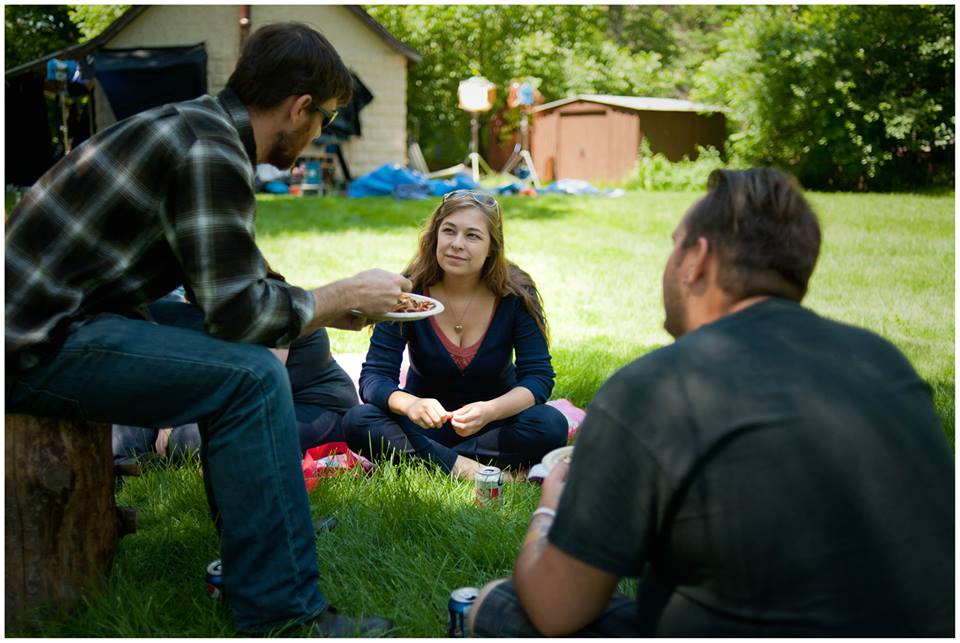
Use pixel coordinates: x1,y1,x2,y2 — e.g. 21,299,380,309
6,23,407,636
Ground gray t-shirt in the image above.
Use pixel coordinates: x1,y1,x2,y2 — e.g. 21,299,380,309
550,298,954,636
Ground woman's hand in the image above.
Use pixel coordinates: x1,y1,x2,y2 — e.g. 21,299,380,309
451,401,492,437
407,398,452,429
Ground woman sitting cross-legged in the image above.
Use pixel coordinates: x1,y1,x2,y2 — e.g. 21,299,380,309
341,190,568,480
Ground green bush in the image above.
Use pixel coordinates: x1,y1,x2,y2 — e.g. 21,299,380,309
624,140,744,192
692,5,955,191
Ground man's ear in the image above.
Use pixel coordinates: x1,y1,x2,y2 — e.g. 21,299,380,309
289,94,314,123
685,236,710,284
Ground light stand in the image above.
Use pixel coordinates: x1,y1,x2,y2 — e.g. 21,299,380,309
467,111,494,183
500,109,541,188
46,59,77,154
457,76,496,183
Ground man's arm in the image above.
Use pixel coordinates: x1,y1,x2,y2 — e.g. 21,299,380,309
167,142,410,344
299,269,412,336
512,462,621,636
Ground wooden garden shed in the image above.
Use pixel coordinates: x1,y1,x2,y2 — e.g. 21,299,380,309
530,94,726,183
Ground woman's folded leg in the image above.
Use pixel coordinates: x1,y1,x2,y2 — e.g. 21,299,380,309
454,403,568,469
341,404,460,472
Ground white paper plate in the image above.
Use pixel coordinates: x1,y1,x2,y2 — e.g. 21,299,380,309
351,293,444,322
541,446,574,473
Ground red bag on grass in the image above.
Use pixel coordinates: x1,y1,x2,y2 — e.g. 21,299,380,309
302,442,374,491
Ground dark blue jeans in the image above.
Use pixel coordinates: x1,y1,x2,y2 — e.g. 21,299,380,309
341,402,567,473
113,305,359,464
470,580,642,637
6,308,327,632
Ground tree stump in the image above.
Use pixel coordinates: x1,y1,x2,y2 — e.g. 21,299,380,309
5,414,127,630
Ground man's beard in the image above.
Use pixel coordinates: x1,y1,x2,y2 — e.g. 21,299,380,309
266,127,309,170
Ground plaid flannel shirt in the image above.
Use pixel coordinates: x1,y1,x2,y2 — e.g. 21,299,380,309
5,88,315,374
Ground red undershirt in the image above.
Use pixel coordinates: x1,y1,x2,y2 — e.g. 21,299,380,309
426,287,500,371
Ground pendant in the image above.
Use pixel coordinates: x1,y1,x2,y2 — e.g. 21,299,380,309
454,324,464,334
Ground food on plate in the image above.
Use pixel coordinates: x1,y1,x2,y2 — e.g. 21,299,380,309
541,445,574,472
393,293,435,313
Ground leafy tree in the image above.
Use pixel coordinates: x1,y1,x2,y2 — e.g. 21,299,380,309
366,5,676,168
693,5,954,190
604,5,743,94
4,5,128,69
68,5,129,41
5,5,79,69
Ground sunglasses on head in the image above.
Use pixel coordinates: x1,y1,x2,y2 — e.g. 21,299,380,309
442,189,500,215
310,103,338,129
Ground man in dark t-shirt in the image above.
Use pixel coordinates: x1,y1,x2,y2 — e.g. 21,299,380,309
469,168,954,637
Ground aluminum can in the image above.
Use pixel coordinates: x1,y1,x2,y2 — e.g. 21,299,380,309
205,559,223,600
448,586,479,637
474,466,503,505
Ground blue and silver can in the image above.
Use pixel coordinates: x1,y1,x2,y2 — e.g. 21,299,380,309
205,559,223,600
448,586,479,637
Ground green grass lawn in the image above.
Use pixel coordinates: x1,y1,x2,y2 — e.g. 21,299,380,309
12,189,954,637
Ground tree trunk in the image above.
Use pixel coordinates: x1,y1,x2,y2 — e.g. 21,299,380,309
5,414,121,631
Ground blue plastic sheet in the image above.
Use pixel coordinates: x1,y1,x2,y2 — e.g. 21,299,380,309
347,164,478,198
540,179,625,197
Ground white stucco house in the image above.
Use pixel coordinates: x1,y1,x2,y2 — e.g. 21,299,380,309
6,5,419,178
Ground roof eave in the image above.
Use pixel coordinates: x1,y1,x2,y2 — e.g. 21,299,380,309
345,6,421,64
534,94,727,114
6,6,421,79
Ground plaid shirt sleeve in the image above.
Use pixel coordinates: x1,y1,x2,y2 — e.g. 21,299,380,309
163,138,315,347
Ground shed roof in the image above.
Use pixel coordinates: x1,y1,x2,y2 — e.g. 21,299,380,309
6,5,420,79
534,94,725,114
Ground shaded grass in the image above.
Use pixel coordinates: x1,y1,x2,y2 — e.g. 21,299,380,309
9,189,953,636
8,457,543,637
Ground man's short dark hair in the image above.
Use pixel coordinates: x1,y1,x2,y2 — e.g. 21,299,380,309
227,22,353,110
683,168,821,302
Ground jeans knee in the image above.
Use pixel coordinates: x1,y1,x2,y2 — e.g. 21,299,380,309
519,404,569,448
341,404,381,445
469,579,509,635
237,346,292,400
544,405,570,447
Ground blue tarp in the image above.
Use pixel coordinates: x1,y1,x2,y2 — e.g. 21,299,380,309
540,179,624,197
347,164,479,198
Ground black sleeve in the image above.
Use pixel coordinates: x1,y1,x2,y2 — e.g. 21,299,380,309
547,375,674,578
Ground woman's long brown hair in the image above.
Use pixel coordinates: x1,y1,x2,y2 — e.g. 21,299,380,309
403,192,549,343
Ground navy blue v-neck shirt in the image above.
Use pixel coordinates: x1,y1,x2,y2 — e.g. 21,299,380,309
359,292,555,412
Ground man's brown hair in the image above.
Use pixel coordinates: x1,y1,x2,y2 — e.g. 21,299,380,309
683,168,821,302
227,22,353,110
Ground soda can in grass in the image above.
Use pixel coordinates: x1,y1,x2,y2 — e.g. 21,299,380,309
475,465,503,505
448,587,479,637
205,559,223,599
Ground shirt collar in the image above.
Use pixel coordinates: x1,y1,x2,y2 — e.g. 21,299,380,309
216,87,257,167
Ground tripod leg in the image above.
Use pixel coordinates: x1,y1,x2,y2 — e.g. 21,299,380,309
521,150,541,189
470,153,480,183
502,143,522,175
478,154,494,175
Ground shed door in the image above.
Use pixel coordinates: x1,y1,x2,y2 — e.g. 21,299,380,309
557,110,607,181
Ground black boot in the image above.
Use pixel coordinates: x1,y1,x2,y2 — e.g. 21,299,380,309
304,607,393,637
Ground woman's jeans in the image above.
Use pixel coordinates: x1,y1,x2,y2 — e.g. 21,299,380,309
6,305,328,632
342,402,568,473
